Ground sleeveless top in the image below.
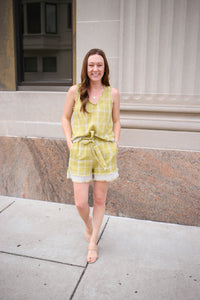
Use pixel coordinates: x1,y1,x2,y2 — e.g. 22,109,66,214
71,85,114,142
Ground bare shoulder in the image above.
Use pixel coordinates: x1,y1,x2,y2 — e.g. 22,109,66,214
111,87,120,97
111,87,120,104
68,84,78,97
65,85,78,106
63,85,78,117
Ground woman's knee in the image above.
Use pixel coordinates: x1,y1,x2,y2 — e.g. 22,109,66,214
93,181,108,206
75,198,88,210
74,182,90,209
93,194,106,206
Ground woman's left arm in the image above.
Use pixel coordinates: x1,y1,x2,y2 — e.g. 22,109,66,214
112,87,121,146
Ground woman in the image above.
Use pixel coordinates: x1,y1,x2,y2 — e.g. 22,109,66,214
62,48,120,263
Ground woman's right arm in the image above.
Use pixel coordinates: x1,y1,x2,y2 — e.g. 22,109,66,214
62,85,77,150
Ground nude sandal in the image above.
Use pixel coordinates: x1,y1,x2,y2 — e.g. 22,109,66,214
87,245,98,264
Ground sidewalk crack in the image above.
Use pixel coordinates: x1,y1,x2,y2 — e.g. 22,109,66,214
0,251,85,269
97,215,110,245
69,216,110,300
0,201,15,214
69,265,87,300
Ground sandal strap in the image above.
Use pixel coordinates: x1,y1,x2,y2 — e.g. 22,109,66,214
88,246,97,251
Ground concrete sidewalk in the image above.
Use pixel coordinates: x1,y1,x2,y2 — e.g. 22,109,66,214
0,196,199,300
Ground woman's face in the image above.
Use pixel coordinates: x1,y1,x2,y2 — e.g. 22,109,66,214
87,54,105,82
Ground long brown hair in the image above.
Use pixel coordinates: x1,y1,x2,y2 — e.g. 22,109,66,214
79,48,110,112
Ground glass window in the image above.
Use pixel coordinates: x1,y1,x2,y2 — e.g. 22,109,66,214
15,0,73,89
43,57,57,72
27,3,41,34
67,3,72,29
45,4,57,34
24,57,37,72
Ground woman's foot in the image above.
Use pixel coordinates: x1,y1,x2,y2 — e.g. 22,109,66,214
85,216,93,242
87,243,98,263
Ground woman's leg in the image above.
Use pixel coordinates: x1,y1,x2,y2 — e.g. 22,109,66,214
73,182,93,242
87,181,109,263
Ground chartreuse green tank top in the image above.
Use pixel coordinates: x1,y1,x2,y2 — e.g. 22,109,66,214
71,85,114,142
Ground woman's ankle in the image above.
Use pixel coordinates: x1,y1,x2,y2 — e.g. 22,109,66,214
89,238,97,246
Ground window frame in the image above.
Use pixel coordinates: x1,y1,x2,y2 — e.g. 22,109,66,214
14,0,76,90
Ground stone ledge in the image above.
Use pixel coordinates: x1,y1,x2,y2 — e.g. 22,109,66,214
120,94,200,105
120,103,200,132
120,119,200,132
0,136,199,226
121,103,200,113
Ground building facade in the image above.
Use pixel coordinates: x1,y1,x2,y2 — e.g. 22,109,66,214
0,0,200,225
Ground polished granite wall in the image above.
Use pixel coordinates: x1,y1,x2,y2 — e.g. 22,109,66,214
0,136,199,226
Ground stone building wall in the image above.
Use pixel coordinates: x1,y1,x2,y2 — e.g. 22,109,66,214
0,0,199,226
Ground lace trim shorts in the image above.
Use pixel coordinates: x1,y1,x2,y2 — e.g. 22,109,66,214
67,137,118,183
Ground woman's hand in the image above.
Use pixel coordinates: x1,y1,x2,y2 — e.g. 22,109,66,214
67,140,73,151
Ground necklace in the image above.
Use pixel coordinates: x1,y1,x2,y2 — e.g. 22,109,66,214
90,86,104,102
